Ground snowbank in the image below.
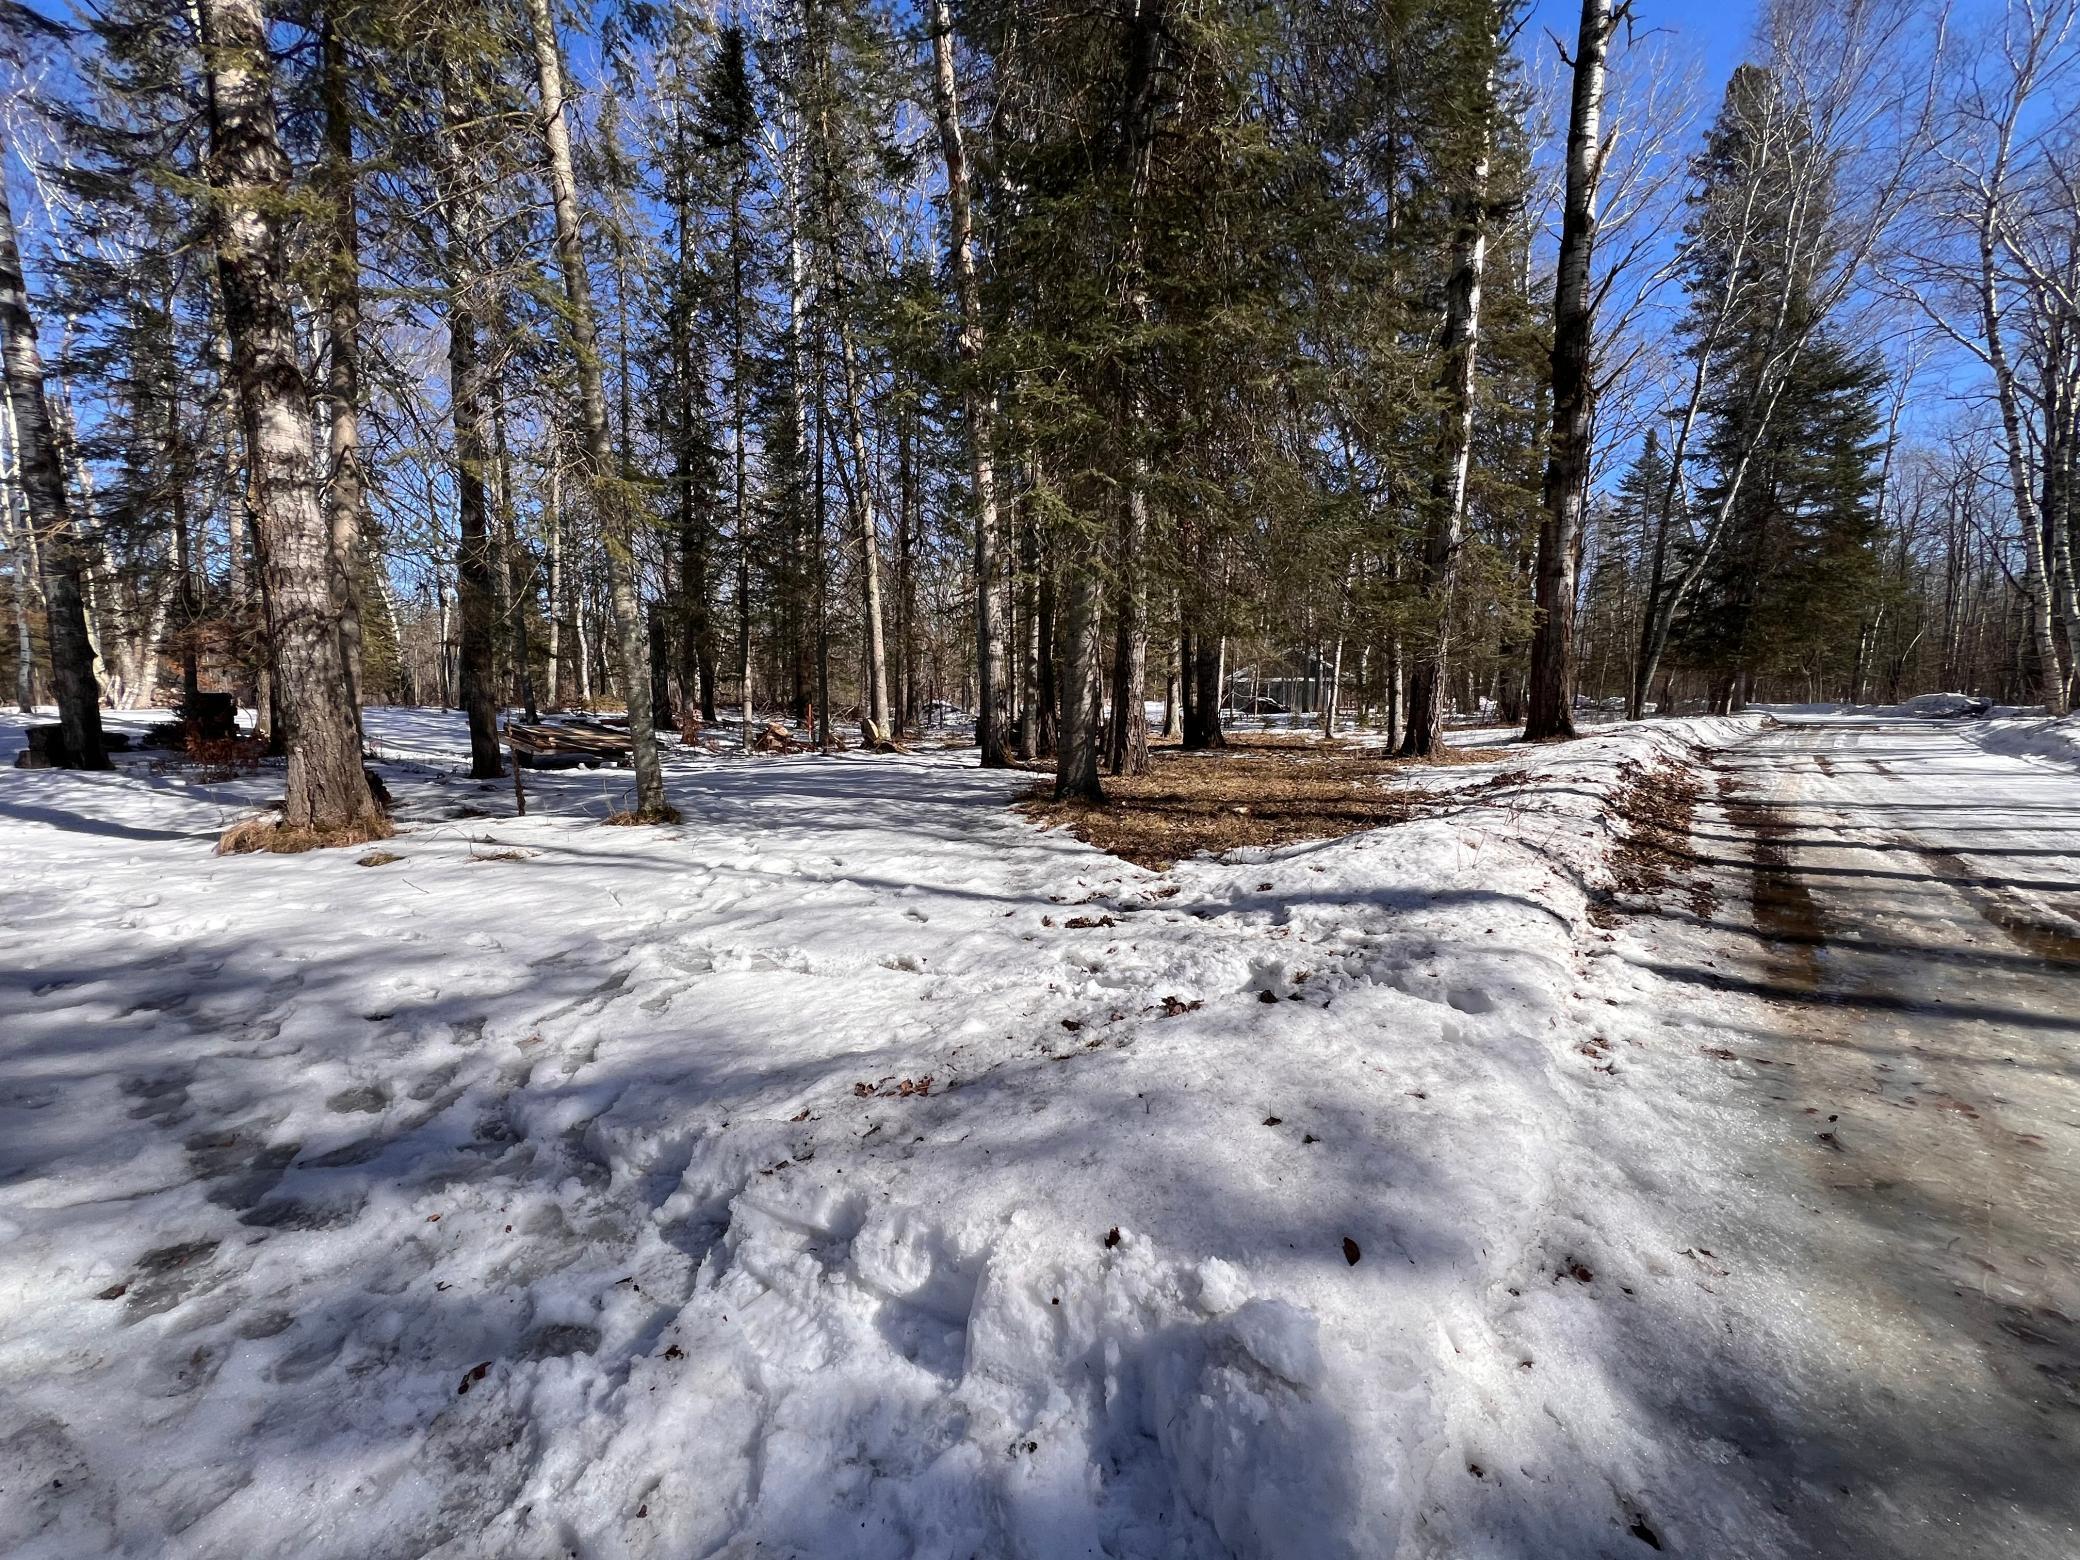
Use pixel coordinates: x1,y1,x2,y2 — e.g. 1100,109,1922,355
1958,710,2080,768
1899,692,1991,718
0,707,1765,1558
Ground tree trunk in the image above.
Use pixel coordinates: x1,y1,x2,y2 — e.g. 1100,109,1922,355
1108,474,1150,775
438,71,503,779
319,10,366,735
1525,0,1612,742
1017,504,1041,760
731,176,753,752
196,0,382,828
494,390,537,723
812,359,835,752
1400,52,1494,758
929,0,1009,767
835,319,892,743
1054,511,1106,802
447,281,501,776
1,390,43,711
1190,629,1225,749
544,459,562,706
0,133,106,767
523,0,668,813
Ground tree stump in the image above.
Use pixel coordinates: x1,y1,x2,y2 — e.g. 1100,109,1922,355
177,691,240,742
14,724,70,768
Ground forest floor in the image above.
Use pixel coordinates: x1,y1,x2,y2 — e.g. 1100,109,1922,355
1019,733,1514,868
1,703,2075,1560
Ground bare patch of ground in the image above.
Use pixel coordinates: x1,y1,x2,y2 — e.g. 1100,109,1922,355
1020,736,1509,869
1589,752,1716,925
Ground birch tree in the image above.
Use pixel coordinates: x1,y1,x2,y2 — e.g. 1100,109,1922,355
928,0,1009,768
521,0,669,815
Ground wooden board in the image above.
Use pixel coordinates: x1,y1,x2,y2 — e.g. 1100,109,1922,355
505,721,632,768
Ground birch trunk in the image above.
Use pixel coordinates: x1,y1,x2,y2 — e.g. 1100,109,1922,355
522,0,668,812
929,0,1009,766
1981,214,2065,710
2,391,40,709
836,318,892,743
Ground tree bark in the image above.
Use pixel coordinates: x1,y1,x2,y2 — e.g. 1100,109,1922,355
836,318,892,742
0,131,106,767
1525,0,1613,741
319,10,366,734
929,0,1009,767
1054,506,1106,802
523,0,668,813
194,0,381,827
2,399,37,711
544,458,562,706
730,168,753,751
1400,51,1495,757
494,389,537,723
438,68,503,779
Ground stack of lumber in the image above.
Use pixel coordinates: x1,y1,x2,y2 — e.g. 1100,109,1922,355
505,719,633,769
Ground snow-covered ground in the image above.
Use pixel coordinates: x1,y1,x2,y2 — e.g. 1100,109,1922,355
1751,698,2080,770
11,702,2063,1558
1964,710,2080,767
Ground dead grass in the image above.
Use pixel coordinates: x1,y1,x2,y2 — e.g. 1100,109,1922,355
217,813,396,856
1019,735,1508,869
603,803,684,827
356,850,404,867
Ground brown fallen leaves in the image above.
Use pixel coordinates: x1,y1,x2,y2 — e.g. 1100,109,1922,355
854,1076,933,1099
1590,753,1715,925
1018,736,1501,869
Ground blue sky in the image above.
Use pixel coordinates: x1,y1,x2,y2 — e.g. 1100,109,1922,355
1525,0,1759,86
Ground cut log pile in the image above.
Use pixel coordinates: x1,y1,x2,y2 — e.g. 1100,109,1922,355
506,719,634,769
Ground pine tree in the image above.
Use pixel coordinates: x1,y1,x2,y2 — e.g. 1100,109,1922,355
1679,334,1884,706
193,0,383,837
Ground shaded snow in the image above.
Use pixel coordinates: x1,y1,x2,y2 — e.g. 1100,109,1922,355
0,705,1872,1560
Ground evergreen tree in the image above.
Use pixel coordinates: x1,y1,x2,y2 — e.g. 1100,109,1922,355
1679,334,1885,706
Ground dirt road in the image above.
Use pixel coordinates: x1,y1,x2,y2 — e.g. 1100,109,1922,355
1640,715,2080,1558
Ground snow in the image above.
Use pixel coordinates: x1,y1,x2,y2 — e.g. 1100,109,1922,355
1962,710,2080,768
1753,699,2080,769
7,701,1956,1560
1898,691,1990,717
